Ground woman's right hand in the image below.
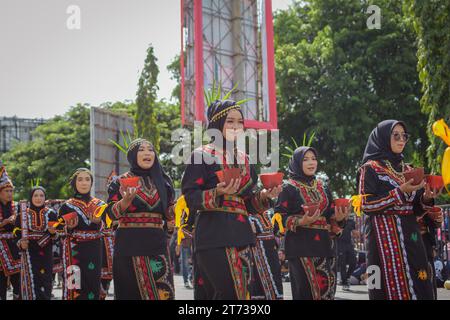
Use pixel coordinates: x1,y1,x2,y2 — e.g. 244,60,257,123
299,209,321,226
120,186,137,203
119,187,137,211
400,179,425,194
66,216,78,230
216,178,241,196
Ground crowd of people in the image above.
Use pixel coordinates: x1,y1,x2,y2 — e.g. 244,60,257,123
0,99,447,300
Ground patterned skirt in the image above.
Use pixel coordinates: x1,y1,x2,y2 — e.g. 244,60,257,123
250,238,283,300
288,256,336,300
61,237,102,300
20,241,53,300
366,215,434,300
113,253,175,300
194,246,252,300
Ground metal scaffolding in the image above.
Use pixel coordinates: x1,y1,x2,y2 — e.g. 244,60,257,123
0,117,46,153
181,0,278,129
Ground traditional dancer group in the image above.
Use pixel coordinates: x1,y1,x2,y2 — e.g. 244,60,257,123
0,99,444,300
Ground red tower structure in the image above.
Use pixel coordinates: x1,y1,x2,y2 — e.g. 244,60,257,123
180,0,278,129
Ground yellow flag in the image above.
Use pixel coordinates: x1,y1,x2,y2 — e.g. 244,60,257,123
432,119,450,195
177,224,188,246
432,119,450,146
94,204,108,218
12,227,21,237
106,214,113,228
350,194,372,217
53,218,65,228
271,213,285,234
175,195,189,228
443,147,450,194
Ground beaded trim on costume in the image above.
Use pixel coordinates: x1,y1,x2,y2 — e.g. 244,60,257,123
210,105,241,122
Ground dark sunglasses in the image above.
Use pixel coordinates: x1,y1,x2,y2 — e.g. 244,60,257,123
391,132,410,142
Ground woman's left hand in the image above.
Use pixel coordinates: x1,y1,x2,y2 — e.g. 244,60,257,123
335,204,351,222
423,183,443,203
261,185,283,201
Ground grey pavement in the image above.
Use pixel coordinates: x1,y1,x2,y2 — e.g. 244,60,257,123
6,274,450,300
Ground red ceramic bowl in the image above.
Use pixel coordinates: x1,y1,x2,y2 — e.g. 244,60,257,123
215,170,225,183
425,175,445,190
404,167,425,185
120,177,140,188
427,206,443,220
259,172,284,189
334,198,350,208
302,202,321,217
62,212,77,222
220,168,242,185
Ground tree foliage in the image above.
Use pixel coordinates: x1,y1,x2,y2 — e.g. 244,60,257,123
405,0,450,174
135,44,160,152
3,105,90,199
274,0,428,196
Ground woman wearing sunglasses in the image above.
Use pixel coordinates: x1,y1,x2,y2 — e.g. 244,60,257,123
357,120,442,300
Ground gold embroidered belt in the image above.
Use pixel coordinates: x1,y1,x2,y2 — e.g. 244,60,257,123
202,195,248,216
296,216,330,231
70,230,103,241
119,212,164,229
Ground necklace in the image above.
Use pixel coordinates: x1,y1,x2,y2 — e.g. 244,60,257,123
385,160,406,182
293,179,322,203
296,179,318,190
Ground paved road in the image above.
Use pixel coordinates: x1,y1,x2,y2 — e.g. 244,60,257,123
7,275,450,300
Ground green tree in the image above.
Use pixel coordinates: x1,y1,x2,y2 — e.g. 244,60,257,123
135,44,160,152
100,100,137,117
405,0,450,174
274,0,428,196
167,54,181,103
3,104,90,199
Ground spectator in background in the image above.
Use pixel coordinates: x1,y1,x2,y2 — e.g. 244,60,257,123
337,214,357,291
170,231,180,275
278,249,290,282
177,227,193,289
350,251,367,285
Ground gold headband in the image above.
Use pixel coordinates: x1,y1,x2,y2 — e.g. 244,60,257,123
210,105,241,123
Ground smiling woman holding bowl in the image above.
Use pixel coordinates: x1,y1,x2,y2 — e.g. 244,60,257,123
356,120,442,300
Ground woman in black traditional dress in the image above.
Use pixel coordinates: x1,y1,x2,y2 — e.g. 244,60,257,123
181,99,281,300
274,146,349,300
106,138,176,300
17,186,58,300
357,120,440,300
59,168,106,300
0,161,21,300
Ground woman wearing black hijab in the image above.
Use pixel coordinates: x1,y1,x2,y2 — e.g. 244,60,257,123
16,186,58,300
357,120,441,300
106,138,176,300
274,146,349,300
58,168,107,300
181,99,281,300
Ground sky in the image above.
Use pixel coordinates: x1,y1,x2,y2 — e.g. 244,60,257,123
0,0,292,119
